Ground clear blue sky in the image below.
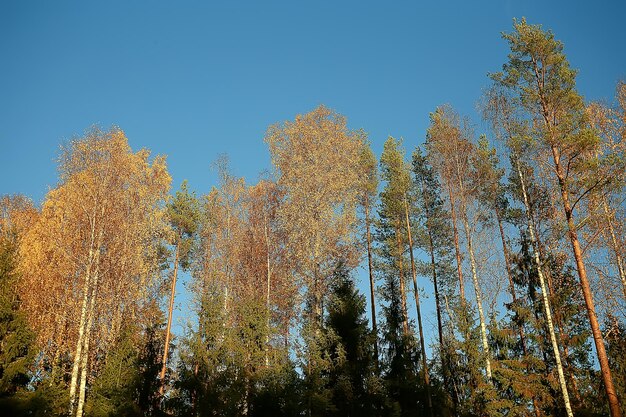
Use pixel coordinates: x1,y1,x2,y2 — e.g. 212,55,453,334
2,1,625,344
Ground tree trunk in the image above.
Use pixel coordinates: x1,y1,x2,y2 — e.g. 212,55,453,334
76,270,99,417
603,197,626,300
160,236,180,395
549,145,622,417
264,217,271,368
495,207,517,302
419,174,453,409
404,198,433,417
365,201,379,373
395,223,410,337
427,228,447,382
458,195,492,380
70,223,103,413
69,251,95,412
447,182,465,301
515,157,574,417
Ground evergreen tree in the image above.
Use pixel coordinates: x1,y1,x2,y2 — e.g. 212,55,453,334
412,147,456,409
321,262,389,417
160,180,201,395
493,19,623,416
0,228,34,397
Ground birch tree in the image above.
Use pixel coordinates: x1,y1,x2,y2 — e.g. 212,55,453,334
265,105,363,356
426,106,493,381
19,127,170,416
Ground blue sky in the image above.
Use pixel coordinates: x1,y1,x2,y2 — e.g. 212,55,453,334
2,1,625,345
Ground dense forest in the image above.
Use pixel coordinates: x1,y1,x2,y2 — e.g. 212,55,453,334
1,19,625,417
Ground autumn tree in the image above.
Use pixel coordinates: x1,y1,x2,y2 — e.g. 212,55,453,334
426,106,493,381
19,127,170,417
264,106,363,378
586,82,626,303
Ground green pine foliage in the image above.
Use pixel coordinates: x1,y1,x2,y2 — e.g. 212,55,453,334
0,234,34,396
85,320,164,417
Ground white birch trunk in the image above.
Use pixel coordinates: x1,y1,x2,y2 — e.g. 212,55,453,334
264,217,271,368
460,208,492,380
603,198,626,299
68,265,91,412
75,269,99,417
69,219,99,412
515,158,573,417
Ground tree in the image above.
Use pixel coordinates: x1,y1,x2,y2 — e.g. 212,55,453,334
19,127,171,417
412,147,457,411
378,137,411,338
0,196,36,397
484,85,575,417
492,19,623,417
586,82,626,302
160,180,201,395
426,106,493,381
321,262,388,417
377,137,428,416
357,140,380,372
86,314,164,417
265,105,363,386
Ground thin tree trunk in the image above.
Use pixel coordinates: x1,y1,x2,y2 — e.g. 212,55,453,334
404,198,433,417
50,314,67,385
543,251,583,405
70,222,103,413
603,197,626,299
459,198,492,380
419,173,453,408
365,201,379,373
549,145,622,417
160,236,180,395
76,270,99,417
495,207,517,302
495,207,542,415
495,206,530,350
427,228,447,382
395,223,410,337
442,293,463,407
69,252,95,412
264,217,271,368
515,157,574,417
447,182,465,300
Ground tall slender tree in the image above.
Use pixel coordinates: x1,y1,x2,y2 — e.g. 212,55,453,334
378,137,411,338
264,105,363,378
412,147,457,409
357,140,380,372
492,19,623,417
426,107,493,381
160,181,201,395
